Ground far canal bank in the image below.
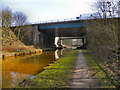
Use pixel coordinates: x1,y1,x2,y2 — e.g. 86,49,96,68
2,49,42,59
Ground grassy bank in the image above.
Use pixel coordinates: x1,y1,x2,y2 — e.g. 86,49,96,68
83,50,116,88
17,50,78,88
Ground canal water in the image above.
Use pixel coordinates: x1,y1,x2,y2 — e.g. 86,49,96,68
1,49,72,88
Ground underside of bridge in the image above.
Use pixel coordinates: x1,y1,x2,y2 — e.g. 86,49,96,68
38,26,87,49
39,27,86,37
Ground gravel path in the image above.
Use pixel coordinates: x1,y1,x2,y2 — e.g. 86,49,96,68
70,50,100,88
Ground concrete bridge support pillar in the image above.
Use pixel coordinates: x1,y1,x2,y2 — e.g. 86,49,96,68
55,37,63,48
39,32,44,45
55,37,59,47
33,25,40,47
32,25,56,49
45,35,55,48
82,38,85,48
55,28,63,48
60,39,63,46
59,39,63,48
38,32,55,49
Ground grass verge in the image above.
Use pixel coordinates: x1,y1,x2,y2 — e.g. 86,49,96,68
82,50,116,88
17,50,78,88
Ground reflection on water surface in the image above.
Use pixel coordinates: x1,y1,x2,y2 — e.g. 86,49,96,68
2,49,71,88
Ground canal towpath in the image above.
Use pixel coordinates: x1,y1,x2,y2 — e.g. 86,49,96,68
70,50,100,88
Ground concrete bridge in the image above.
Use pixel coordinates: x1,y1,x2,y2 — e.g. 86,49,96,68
33,19,87,49
11,17,119,49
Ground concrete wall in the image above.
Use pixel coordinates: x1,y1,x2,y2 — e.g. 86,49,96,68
18,25,56,49
32,25,40,46
39,32,55,49
20,25,39,46
11,25,40,48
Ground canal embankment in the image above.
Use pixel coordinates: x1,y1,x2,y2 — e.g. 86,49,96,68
1,29,43,59
2,47,61,59
17,50,78,88
2,47,42,59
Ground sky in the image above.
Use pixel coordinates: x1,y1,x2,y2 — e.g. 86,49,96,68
1,0,96,23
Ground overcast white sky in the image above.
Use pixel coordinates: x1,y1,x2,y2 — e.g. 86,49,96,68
1,0,96,23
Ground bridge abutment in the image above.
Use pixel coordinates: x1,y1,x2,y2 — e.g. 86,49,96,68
33,25,40,47
33,25,56,49
38,32,55,49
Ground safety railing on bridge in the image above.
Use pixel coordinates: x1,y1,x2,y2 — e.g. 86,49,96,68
34,15,101,24
34,13,119,24
11,14,119,26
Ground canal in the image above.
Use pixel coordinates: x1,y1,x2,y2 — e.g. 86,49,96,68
2,49,72,88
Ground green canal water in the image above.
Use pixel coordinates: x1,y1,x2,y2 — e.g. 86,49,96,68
1,49,72,88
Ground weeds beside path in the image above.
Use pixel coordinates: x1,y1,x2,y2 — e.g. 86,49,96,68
70,50,100,88
70,50,115,88
82,50,115,88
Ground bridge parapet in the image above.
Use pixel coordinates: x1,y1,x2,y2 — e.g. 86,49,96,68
35,15,102,24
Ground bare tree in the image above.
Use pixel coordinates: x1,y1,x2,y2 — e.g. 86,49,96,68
2,7,13,27
2,7,29,46
85,0,120,87
93,0,118,18
13,11,28,41
2,7,14,46
13,11,27,26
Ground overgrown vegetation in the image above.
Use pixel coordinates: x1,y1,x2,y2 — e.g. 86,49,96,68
85,0,120,87
83,50,116,88
17,50,78,88
1,7,30,48
1,7,36,52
